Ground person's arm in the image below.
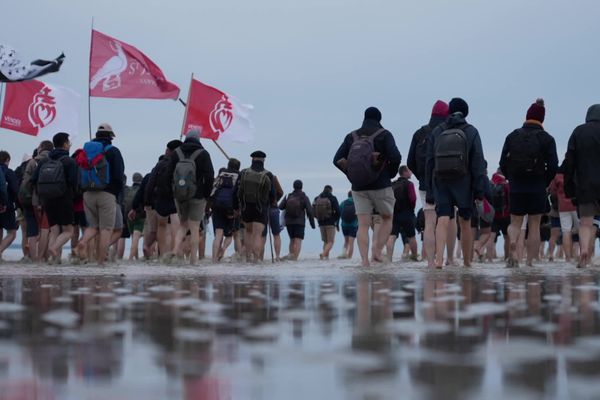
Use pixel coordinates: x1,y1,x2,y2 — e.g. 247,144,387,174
278,194,287,210
305,195,316,229
499,134,511,179
544,134,559,187
200,151,215,199
383,131,402,178
332,196,341,227
406,131,418,179
424,129,436,202
65,158,78,190
469,129,486,200
144,167,158,206
563,130,577,199
273,175,284,202
7,170,19,202
111,148,125,196
333,134,352,173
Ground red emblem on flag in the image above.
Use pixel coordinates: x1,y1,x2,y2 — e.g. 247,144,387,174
28,86,57,128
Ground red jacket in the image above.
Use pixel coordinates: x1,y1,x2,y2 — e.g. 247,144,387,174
549,173,576,212
491,173,510,219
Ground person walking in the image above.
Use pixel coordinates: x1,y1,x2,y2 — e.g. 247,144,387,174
313,185,341,260
278,179,315,261
387,166,418,261
210,158,240,262
338,191,358,259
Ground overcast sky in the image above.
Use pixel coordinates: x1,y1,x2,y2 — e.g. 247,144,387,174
2,0,599,253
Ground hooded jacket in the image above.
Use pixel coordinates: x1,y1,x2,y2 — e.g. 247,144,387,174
407,114,446,189
0,164,18,211
563,104,600,203
279,189,315,228
425,112,486,200
313,191,340,227
92,137,125,198
167,138,215,200
333,119,402,191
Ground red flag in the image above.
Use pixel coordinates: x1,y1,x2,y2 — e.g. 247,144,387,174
89,30,179,100
182,78,254,142
1,80,80,139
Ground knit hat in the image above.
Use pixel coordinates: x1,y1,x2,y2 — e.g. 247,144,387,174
166,139,182,151
526,98,545,123
185,129,201,141
431,100,449,117
132,172,143,184
449,98,469,117
293,179,303,190
364,107,382,122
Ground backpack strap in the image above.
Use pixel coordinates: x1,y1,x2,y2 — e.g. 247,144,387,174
175,147,185,161
369,128,387,142
189,149,205,162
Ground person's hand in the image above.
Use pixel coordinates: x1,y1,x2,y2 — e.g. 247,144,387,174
127,209,136,221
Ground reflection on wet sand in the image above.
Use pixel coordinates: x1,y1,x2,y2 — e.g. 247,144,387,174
0,269,598,399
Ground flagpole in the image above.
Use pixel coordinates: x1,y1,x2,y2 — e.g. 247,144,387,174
87,17,94,140
178,75,230,161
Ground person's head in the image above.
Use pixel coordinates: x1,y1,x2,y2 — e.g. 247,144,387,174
132,172,143,184
185,128,201,142
431,100,449,118
449,98,469,118
166,139,182,155
250,150,266,162
526,98,545,123
293,179,303,190
347,190,352,198
324,185,332,193
0,151,10,166
586,104,600,123
52,132,70,150
96,123,115,140
38,140,53,153
399,165,411,178
227,157,241,171
364,106,382,122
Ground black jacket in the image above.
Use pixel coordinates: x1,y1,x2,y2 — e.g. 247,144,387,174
234,160,276,209
563,104,600,202
499,122,558,194
92,138,125,198
0,165,18,211
147,155,173,203
132,173,151,212
313,191,340,227
31,148,78,199
425,112,486,200
279,189,315,228
333,119,402,191
407,115,446,189
167,138,214,200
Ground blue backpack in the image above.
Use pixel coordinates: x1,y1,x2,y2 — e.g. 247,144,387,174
78,141,112,191
212,172,237,213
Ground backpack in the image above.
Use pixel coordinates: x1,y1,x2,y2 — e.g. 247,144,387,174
346,128,386,187
392,177,411,212
172,147,204,202
434,125,469,180
491,183,507,214
413,125,432,180
213,172,237,213
78,141,112,191
314,196,333,221
341,199,356,224
239,168,271,207
18,159,37,207
123,185,139,214
37,156,68,200
153,158,173,199
285,193,303,219
507,129,545,178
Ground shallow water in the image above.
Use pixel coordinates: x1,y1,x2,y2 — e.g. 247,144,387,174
0,257,599,399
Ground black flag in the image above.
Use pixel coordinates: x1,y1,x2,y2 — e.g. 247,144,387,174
0,44,64,82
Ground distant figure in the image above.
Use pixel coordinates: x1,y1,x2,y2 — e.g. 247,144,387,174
210,157,240,262
387,166,418,261
313,185,340,260
338,191,358,259
279,179,315,261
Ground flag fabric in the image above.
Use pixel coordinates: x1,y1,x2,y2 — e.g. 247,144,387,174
90,30,180,100
182,78,254,143
0,80,81,139
0,44,64,82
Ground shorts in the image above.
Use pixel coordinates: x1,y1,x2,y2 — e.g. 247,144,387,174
241,203,268,225
128,217,145,234
352,187,395,217
23,207,39,237
471,216,491,230
38,210,50,230
212,210,234,237
154,198,177,218
433,180,473,219
84,191,117,230
419,190,435,211
74,211,87,228
319,225,336,243
0,209,17,231
144,208,158,235
559,211,579,232
175,198,207,223
286,224,305,240
262,207,282,237
492,217,510,236
579,201,600,218
391,212,416,238
342,224,357,238
509,192,547,216
114,206,124,230
550,216,561,229
44,196,74,227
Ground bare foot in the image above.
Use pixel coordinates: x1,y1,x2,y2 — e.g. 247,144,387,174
361,259,370,267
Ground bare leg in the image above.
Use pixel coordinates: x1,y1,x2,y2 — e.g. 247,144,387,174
578,217,594,267
435,216,449,268
459,217,473,267
446,218,457,265
0,230,17,258
562,230,573,262
374,215,393,262
212,229,224,263
188,221,201,265
507,215,524,266
357,214,372,267
424,209,437,268
386,235,397,261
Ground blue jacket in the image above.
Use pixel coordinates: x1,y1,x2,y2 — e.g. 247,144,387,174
425,113,486,200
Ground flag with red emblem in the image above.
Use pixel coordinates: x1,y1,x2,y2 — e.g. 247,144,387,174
0,80,80,139
181,78,254,142
90,30,180,100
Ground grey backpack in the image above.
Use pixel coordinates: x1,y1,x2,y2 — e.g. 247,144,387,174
346,128,386,187
434,126,469,180
172,148,204,201
37,157,68,200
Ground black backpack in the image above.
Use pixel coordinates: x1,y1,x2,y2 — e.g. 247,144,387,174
434,125,469,180
346,129,386,187
491,183,507,214
413,125,432,180
392,177,411,212
285,193,303,219
507,129,545,178
37,157,68,200
340,199,356,224
153,159,172,199
213,172,237,213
